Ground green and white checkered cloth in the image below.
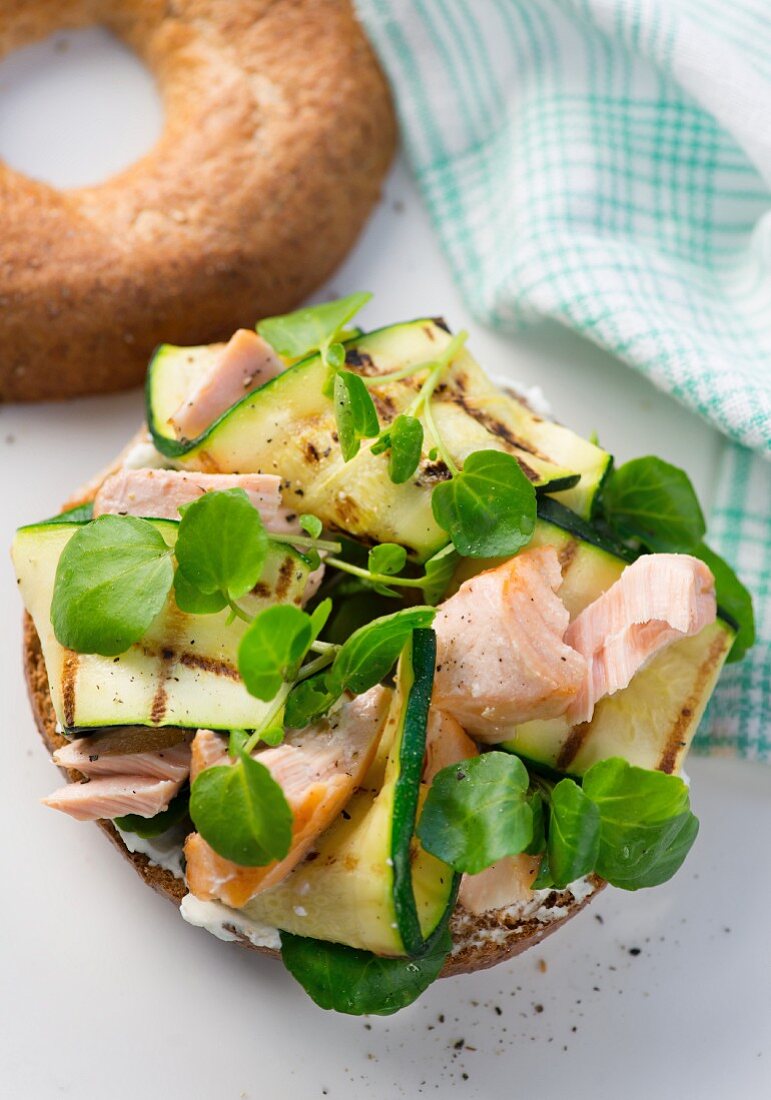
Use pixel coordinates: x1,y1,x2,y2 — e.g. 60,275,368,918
357,0,770,760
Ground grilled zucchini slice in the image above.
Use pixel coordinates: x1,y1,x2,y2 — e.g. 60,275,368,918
243,630,457,957
12,519,310,732
146,320,611,559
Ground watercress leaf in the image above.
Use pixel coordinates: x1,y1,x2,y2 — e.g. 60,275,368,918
284,675,337,728
368,543,407,576
601,456,705,551
325,342,345,370
525,790,547,856
431,450,537,558
189,753,292,866
238,604,313,701
328,607,436,696
417,752,533,875
420,543,460,605
114,788,189,838
370,433,390,457
388,414,424,484
51,515,174,656
309,597,333,644
175,489,267,602
547,779,601,889
693,542,755,662
259,726,286,747
583,758,699,890
173,568,228,615
334,370,380,462
532,854,553,890
256,292,372,360
280,924,452,1016
299,513,323,540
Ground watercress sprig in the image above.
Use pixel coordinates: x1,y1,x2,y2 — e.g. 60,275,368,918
599,456,755,661
418,753,700,893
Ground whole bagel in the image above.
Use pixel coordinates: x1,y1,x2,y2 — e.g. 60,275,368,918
24,610,601,980
0,0,396,401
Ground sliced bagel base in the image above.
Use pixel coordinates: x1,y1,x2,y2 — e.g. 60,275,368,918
23,614,601,980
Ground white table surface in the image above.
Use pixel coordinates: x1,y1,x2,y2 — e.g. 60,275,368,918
0,28,768,1100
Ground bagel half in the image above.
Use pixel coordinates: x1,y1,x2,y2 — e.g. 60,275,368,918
24,613,601,980
1,0,396,401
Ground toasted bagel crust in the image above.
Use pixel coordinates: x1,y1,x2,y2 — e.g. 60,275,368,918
1,0,395,401
24,614,600,977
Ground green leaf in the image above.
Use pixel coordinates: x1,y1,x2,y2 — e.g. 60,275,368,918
693,542,755,662
417,752,533,875
50,515,174,656
189,752,293,866
431,450,537,558
238,605,313,701
388,414,424,484
299,514,323,540
280,924,452,1016
309,597,333,643
284,675,336,728
525,790,547,856
175,489,267,603
325,342,345,370
334,370,380,462
173,569,228,615
328,607,436,696
547,779,601,889
368,543,407,576
583,758,699,890
257,292,371,360
114,789,189,838
420,543,460,605
601,456,705,552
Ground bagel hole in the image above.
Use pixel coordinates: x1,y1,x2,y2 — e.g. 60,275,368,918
0,27,163,189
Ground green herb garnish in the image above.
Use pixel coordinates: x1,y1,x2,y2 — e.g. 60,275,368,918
417,753,533,874
280,924,452,1016
189,746,293,867
51,515,174,656
333,369,380,461
257,292,371,366
431,450,537,558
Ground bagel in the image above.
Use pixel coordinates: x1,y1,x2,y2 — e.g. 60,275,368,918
0,0,395,402
23,612,600,980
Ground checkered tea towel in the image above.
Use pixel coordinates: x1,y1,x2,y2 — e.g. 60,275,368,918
357,0,771,760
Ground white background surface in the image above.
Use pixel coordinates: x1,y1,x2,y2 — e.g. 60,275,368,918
0,28,768,1100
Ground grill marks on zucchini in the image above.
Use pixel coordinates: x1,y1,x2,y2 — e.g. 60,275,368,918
147,320,611,558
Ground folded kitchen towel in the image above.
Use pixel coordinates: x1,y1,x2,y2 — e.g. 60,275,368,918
357,0,771,760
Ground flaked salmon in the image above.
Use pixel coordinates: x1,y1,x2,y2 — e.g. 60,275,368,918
433,547,587,741
422,707,477,784
169,329,283,440
459,855,542,915
53,738,191,782
93,468,283,526
565,553,716,724
185,686,391,907
42,776,183,821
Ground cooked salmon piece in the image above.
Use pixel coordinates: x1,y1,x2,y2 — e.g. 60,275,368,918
185,685,391,908
566,553,716,724
459,855,542,915
189,728,229,781
422,708,477,783
42,776,183,822
169,329,283,440
432,547,587,741
93,468,283,526
53,738,191,782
